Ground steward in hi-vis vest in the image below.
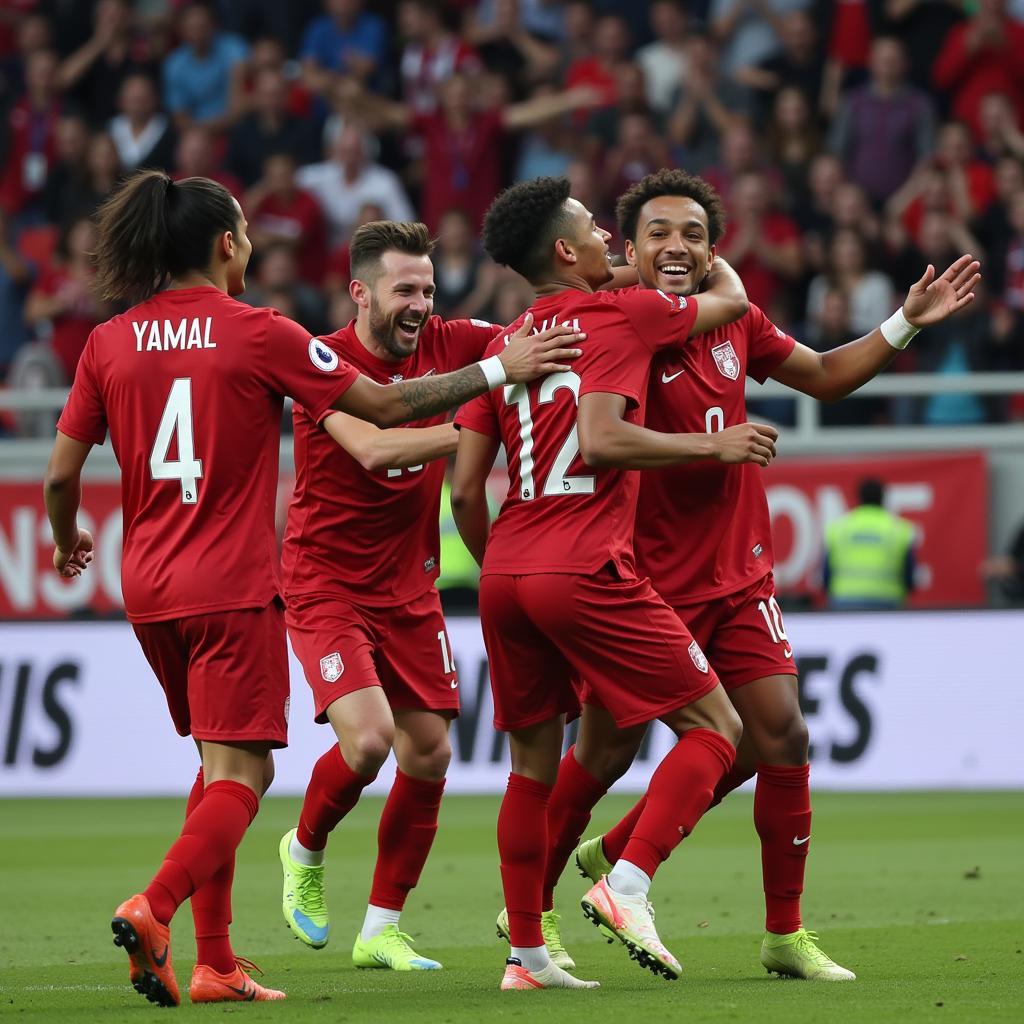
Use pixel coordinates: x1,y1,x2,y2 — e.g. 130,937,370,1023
824,478,917,609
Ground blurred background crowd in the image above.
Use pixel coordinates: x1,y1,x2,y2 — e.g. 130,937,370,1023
2,0,1024,434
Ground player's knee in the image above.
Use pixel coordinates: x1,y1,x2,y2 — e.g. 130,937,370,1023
756,714,808,765
404,736,451,781
343,728,393,777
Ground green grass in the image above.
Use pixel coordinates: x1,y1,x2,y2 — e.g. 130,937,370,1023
2,792,1022,1022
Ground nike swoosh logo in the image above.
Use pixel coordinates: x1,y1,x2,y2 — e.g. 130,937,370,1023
661,369,685,383
783,647,793,659
792,836,810,846
151,945,168,967
450,680,459,689
228,982,255,1001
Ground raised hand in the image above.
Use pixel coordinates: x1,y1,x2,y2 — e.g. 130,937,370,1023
498,313,585,384
903,255,981,328
712,422,779,467
53,527,94,578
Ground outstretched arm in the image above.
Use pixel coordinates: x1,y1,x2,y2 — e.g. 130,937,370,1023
577,392,779,469
44,432,95,577
770,254,981,402
331,316,584,427
323,414,457,471
450,427,501,566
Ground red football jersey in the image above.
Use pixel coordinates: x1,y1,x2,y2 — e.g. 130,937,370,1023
57,286,358,622
635,303,796,604
456,286,698,577
281,316,501,605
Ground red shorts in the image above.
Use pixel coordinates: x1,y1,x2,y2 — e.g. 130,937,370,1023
674,572,798,691
286,589,460,723
480,568,720,733
133,597,289,748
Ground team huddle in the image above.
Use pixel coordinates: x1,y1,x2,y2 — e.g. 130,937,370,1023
44,165,979,1004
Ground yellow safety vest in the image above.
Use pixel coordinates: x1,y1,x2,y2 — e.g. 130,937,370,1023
825,505,915,605
436,479,481,591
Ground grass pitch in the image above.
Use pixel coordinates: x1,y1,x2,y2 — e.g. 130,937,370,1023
2,791,1022,1022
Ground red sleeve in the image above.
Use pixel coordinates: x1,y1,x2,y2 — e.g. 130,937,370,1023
617,287,700,352
932,24,969,90
745,305,798,383
454,390,499,438
577,306,652,406
56,333,107,445
260,310,359,422
443,317,505,369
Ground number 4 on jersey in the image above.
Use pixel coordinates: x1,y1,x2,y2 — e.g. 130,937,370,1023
150,377,203,504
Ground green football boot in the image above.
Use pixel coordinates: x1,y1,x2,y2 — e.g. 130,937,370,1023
352,925,442,970
279,829,329,948
575,835,614,883
761,929,856,981
496,908,576,971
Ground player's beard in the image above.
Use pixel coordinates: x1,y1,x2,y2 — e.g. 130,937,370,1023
367,295,424,360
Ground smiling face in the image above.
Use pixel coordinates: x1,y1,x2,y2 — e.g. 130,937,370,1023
353,250,435,360
625,194,713,296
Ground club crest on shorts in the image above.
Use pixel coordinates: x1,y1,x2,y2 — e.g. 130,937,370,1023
712,340,740,380
688,640,709,673
320,652,344,682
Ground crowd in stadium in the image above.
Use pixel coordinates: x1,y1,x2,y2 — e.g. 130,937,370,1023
2,0,1024,431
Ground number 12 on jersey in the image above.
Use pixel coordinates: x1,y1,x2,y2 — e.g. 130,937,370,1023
504,372,595,500
150,377,203,504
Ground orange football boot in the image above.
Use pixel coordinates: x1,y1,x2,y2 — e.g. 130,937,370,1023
190,957,286,1003
111,893,180,1007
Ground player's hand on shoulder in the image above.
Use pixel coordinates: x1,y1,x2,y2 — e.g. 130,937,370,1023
711,422,778,467
498,312,585,384
53,527,95,577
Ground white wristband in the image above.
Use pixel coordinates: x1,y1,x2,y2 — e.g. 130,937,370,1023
879,307,919,350
478,354,507,389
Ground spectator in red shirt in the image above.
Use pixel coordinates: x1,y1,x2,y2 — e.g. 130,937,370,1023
717,169,803,313
933,0,1024,142
353,71,595,229
565,13,632,111
0,48,61,216
23,216,109,382
246,151,328,285
398,0,481,115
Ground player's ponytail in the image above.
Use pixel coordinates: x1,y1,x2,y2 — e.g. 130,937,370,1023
93,169,239,305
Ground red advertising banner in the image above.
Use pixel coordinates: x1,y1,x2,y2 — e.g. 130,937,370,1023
764,452,988,607
0,452,988,617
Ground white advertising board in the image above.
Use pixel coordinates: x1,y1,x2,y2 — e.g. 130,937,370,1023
1,611,1021,796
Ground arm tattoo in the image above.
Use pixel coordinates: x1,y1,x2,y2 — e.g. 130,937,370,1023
394,363,489,420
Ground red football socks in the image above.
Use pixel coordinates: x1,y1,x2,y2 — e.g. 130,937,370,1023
620,728,735,879
177,769,238,973
602,795,645,863
144,779,259,926
296,745,376,853
542,746,607,910
498,773,552,948
755,762,811,934
603,755,756,863
369,769,446,910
